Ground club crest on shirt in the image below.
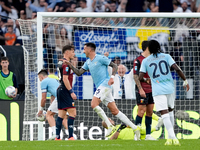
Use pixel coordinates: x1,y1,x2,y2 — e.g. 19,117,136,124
66,67,69,72
140,99,144,103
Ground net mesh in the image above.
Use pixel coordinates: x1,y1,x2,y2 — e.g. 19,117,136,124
18,16,200,140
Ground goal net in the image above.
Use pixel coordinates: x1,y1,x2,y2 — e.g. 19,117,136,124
18,13,200,141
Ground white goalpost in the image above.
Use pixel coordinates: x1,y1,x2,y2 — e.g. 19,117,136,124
18,12,200,141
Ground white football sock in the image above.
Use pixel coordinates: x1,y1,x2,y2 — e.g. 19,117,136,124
65,129,69,135
51,126,56,135
162,113,176,139
93,106,113,128
169,111,174,127
115,111,137,130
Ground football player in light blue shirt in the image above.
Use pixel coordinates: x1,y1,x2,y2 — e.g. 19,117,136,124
82,54,111,89
139,40,189,145
63,42,140,140
37,69,68,140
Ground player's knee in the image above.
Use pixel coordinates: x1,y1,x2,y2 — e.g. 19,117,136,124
111,109,119,116
46,113,53,120
138,109,145,116
91,103,98,109
146,110,153,117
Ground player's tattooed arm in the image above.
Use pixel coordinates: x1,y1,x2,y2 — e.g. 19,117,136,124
70,65,87,76
109,62,118,75
62,60,87,76
134,75,142,90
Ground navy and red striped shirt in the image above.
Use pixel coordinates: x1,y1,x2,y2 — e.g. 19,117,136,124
59,63,73,88
133,55,152,93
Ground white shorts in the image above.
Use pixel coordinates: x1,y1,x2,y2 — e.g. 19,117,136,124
153,93,175,112
48,99,58,113
93,86,114,106
48,99,69,115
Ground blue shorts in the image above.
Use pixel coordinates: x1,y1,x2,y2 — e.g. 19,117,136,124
57,86,75,110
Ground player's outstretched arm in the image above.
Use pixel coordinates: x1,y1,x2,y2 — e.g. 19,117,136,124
62,59,87,76
171,64,190,91
70,65,87,76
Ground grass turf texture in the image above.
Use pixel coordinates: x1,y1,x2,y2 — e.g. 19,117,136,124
0,139,197,150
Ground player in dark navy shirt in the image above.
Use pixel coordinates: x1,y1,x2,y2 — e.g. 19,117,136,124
55,45,77,140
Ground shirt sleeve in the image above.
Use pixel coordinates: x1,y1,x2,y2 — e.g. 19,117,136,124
133,59,140,75
12,74,18,88
167,54,176,67
82,61,89,71
100,56,111,66
140,59,147,73
62,64,70,75
41,80,48,93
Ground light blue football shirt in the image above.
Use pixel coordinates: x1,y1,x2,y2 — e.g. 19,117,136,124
82,54,111,88
41,77,59,98
140,53,175,96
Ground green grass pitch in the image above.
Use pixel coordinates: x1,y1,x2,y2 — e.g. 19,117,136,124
0,139,198,150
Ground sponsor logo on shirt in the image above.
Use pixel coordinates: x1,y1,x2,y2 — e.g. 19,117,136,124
135,66,137,71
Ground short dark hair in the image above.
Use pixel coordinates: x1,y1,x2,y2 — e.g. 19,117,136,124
148,40,161,57
80,0,87,3
84,42,96,51
141,40,149,51
114,56,120,61
62,45,74,54
38,69,48,76
1,56,9,62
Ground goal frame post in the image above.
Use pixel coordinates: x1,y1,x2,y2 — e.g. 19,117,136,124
36,12,200,140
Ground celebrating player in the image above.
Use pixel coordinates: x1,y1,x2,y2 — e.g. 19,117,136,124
55,45,77,141
133,41,156,140
62,42,140,140
139,40,190,146
102,112,163,140
37,69,68,140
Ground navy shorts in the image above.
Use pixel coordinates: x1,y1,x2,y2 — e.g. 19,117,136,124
57,87,75,110
136,92,154,105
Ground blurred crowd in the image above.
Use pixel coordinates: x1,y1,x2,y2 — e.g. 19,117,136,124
0,0,200,46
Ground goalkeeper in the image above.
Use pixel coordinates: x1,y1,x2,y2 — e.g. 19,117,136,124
103,113,163,140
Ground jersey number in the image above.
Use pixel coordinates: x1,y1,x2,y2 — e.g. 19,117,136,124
95,89,100,95
149,60,169,79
